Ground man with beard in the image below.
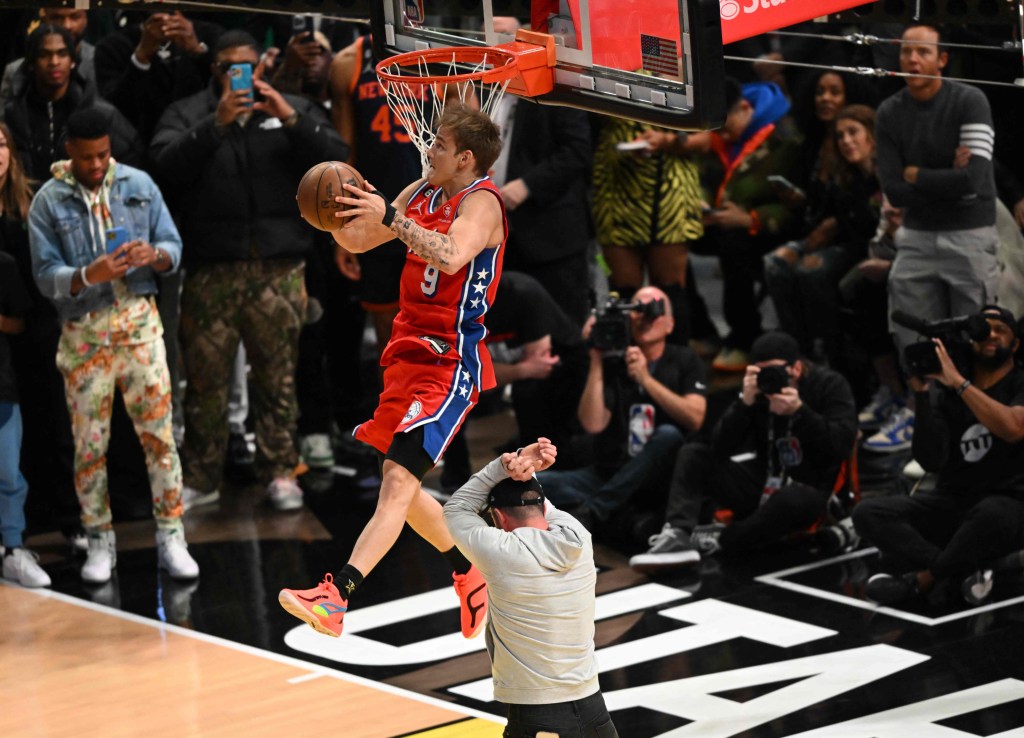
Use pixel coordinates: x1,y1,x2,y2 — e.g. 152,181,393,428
854,306,1024,606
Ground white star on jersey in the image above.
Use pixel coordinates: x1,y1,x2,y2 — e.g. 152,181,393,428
473,282,486,294
458,384,469,398
476,268,489,281
470,298,481,309
461,370,471,383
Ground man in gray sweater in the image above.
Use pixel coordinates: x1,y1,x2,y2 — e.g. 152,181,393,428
443,439,618,738
868,22,998,454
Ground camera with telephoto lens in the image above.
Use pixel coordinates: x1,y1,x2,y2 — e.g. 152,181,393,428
891,310,991,377
756,364,790,395
588,294,666,355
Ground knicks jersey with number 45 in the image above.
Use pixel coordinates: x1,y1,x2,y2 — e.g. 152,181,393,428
383,177,507,392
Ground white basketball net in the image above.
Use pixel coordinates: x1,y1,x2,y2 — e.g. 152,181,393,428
378,49,514,173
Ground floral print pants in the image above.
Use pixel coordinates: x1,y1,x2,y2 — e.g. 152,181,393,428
56,333,183,531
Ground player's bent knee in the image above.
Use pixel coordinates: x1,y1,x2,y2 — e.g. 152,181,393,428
385,427,435,481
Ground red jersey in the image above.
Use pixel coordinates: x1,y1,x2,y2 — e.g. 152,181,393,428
382,177,507,391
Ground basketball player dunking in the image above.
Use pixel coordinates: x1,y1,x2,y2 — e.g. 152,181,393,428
279,105,507,639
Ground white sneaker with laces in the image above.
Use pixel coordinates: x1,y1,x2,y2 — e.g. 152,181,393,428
629,523,701,572
300,433,335,470
3,547,52,588
863,407,915,453
82,529,117,584
156,527,200,579
267,477,303,511
182,485,220,512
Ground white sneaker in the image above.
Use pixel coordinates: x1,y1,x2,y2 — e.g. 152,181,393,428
902,459,926,480
156,527,199,580
182,485,220,512
82,530,117,584
3,548,52,588
300,433,335,470
267,477,303,511
862,407,915,453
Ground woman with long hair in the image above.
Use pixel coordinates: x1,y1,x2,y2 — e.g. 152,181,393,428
763,104,883,367
0,121,51,587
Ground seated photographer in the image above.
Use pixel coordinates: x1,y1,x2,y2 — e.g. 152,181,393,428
854,306,1024,606
630,331,857,572
537,286,707,533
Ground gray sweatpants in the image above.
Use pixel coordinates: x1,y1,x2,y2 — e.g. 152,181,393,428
887,225,999,356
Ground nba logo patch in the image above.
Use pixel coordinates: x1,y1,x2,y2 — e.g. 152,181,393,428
402,400,423,424
443,204,452,218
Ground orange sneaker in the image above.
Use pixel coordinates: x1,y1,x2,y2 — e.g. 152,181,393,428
453,565,488,638
278,573,348,637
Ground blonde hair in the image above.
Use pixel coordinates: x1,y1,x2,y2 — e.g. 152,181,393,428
0,122,33,221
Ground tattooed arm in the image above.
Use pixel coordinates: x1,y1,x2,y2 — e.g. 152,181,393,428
335,181,504,274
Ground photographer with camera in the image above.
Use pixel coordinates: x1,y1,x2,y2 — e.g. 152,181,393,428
537,286,707,534
854,306,1024,606
630,331,857,571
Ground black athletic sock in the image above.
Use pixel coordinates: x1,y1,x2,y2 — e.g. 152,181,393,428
443,546,473,576
335,564,364,599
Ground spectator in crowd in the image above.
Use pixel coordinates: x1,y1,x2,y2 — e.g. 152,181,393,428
27,108,198,584
443,439,619,738
538,286,707,533
270,27,333,103
3,24,143,183
764,104,882,366
855,307,1024,606
630,331,856,572
1,243,51,587
149,30,347,512
0,119,83,551
691,78,803,371
592,116,703,346
491,16,593,328
788,70,875,219
869,23,998,454
0,8,95,111
1,120,55,586
94,10,221,144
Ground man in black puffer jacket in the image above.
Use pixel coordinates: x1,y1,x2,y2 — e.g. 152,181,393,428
149,29,347,513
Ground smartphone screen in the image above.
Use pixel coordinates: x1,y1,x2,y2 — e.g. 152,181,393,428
291,14,313,37
105,226,129,255
228,63,254,107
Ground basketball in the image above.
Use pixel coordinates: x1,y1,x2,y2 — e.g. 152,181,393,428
296,161,365,231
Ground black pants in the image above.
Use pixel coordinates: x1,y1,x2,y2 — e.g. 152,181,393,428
665,442,830,553
852,491,1024,579
504,691,617,738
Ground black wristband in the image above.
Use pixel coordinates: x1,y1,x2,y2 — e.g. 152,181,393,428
372,190,397,227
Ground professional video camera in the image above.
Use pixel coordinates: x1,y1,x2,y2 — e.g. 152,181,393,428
891,310,991,377
588,294,666,355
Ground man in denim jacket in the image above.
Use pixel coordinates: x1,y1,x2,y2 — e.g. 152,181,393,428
28,106,199,586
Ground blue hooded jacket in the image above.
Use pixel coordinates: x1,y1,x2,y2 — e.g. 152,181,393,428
726,82,790,160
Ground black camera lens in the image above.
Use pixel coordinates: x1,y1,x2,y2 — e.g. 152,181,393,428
756,365,789,395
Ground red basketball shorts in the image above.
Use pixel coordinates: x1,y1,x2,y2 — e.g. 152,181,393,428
354,353,479,463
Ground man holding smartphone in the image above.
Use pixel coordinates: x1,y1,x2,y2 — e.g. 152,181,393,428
150,30,347,513
630,331,857,572
28,107,198,585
